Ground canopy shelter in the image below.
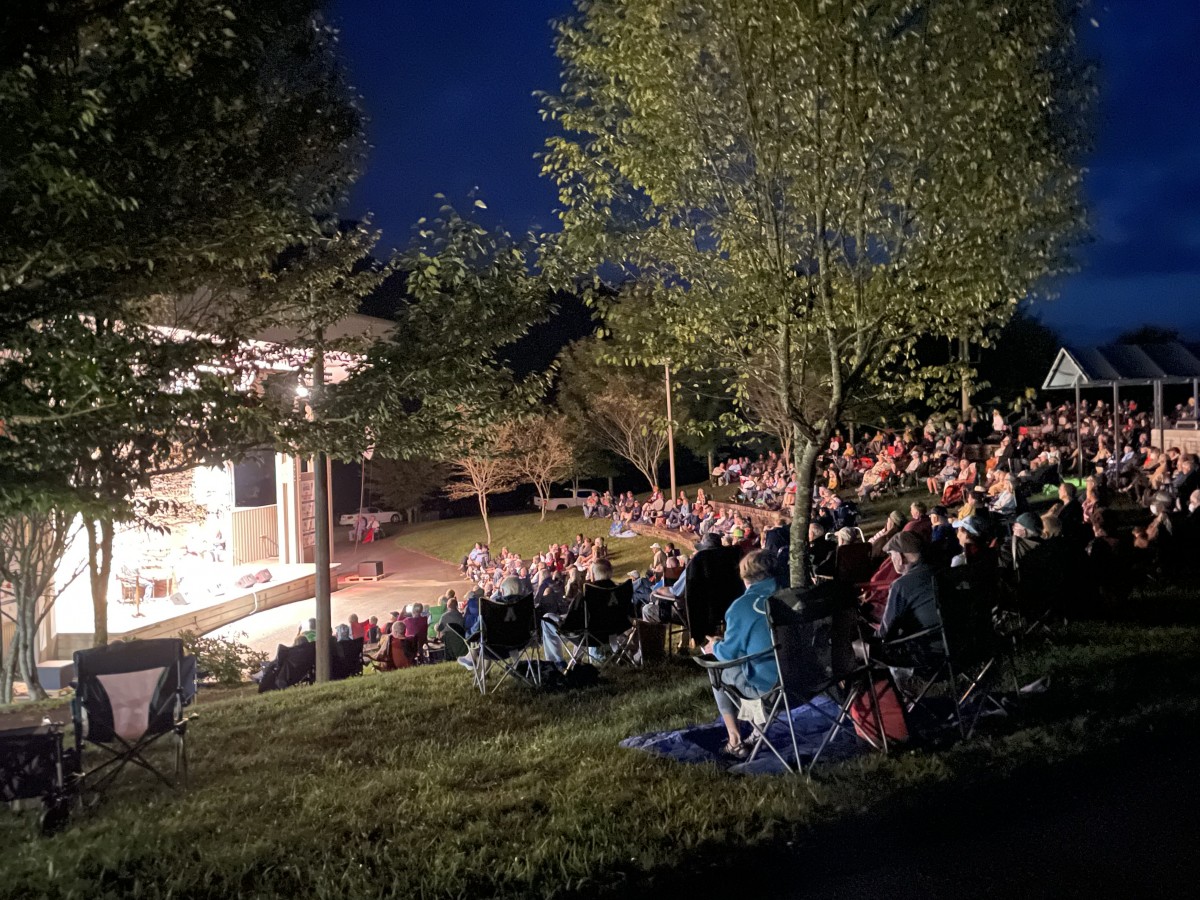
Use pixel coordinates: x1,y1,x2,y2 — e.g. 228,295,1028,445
1042,342,1200,476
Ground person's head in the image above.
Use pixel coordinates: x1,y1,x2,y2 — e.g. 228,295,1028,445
590,559,613,582
738,549,772,586
306,617,316,631
834,527,856,546
499,576,523,598
390,622,404,638
446,589,456,601
1150,491,1173,516
887,509,906,530
808,522,826,542
334,623,351,641
1012,512,1043,539
388,610,400,622
1190,489,1200,512
447,597,459,612
953,515,986,548
412,602,424,616
884,531,924,574
349,613,359,625
1041,512,1062,538
1059,482,1077,502
910,501,927,520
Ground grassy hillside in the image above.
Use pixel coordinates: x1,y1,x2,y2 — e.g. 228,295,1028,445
393,507,663,574
4,621,1200,899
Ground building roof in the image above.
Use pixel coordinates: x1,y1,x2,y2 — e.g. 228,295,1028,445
1042,342,1200,390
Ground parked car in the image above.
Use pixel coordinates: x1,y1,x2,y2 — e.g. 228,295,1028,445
338,506,402,526
533,495,591,512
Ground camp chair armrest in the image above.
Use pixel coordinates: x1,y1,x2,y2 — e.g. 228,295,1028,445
693,649,773,670
882,625,942,647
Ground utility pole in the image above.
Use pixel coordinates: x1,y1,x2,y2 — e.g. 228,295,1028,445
664,362,677,499
312,326,332,683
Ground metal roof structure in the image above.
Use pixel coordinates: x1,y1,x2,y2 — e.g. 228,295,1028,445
1043,342,1200,390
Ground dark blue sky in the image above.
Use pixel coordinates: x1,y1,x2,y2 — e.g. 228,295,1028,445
332,0,1200,342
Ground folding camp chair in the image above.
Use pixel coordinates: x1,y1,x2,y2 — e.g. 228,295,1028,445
258,640,318,691
673,545,743,650
473,594,541,693
331,637,366,680
695,584,883,774
556,581,636,670
866,571,1005,740
71,638,196,797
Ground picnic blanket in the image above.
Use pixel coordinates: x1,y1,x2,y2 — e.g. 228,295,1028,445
620,695,863,775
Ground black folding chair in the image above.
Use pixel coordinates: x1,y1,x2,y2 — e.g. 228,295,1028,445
473,594,541,693
557,581,636,670
72,638,197,797
331,637,366,680
257,640,317,693
696,585,882,774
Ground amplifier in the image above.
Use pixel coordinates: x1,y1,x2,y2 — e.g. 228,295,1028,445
358,560,384,577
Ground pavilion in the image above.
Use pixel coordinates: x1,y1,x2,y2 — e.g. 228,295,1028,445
1042,341,1200,474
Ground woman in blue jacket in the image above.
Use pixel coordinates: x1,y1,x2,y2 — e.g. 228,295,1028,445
703,550,778,758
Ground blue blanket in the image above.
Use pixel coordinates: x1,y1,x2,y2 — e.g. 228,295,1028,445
620,695,864,775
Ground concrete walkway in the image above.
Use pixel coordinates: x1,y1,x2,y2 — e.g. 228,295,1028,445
207,537,467,655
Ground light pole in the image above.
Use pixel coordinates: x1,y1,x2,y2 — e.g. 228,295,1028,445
664,362,677,500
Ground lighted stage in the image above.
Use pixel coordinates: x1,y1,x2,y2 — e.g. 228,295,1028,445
51,560,341,659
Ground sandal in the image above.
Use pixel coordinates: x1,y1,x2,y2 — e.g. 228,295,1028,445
720,740,750,760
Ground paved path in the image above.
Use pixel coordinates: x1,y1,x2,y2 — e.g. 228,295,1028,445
207,538,466,654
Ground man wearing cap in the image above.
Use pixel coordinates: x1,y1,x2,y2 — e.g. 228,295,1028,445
873,531,943,665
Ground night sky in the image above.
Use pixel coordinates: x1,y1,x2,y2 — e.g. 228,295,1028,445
332,0,1200,343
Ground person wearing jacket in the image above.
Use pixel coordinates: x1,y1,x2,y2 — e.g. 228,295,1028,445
702,550,778,759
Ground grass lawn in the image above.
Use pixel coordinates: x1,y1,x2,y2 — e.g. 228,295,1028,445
4,614,1200,899
393,507,663,575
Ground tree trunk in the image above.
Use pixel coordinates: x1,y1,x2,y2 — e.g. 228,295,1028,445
707,449,714,478
1,632,17,704
788,434,824,588
478,492,492,544
86,517,113,647
608,475,614,495
537,485,548,521
17,615,46,701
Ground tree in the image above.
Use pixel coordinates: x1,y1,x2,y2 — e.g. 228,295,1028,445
1,1,365,647
509,417,575,520
445,435,519,546
556,338,675,490
542,0,1090,582
366,457,447,522
0,511,82,703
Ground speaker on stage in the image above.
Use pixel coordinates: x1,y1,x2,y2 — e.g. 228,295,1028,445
358,560,383,577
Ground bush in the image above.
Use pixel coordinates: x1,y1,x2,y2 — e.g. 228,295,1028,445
178,630,268,686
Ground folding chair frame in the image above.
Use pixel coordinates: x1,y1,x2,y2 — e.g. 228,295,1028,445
73,653,195,800
696,605,888,776
558,582,637,672
473,595,542,694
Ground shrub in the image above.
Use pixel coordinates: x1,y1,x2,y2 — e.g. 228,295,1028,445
178,630,268,686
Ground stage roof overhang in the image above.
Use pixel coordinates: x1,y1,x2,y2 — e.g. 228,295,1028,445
1042,342,1200,390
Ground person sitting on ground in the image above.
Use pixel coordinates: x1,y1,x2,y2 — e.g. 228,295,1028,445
701,550,779,760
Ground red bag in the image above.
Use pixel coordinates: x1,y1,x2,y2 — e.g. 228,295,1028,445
850,678,909,745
